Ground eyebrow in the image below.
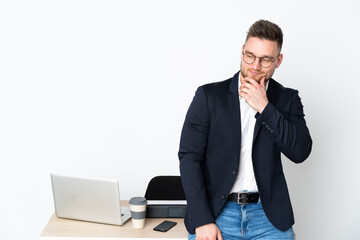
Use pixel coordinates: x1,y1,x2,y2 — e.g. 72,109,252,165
244,50,273,59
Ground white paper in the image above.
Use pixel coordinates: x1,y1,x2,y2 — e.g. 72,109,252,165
147,200,187,205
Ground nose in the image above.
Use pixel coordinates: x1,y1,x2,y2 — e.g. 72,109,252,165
252,58,262,70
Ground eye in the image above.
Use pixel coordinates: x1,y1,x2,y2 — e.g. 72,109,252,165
246,53,255,59
261,58,272,63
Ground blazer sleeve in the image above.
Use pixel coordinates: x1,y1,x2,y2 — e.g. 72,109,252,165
256,90,312,163
178,86,215,231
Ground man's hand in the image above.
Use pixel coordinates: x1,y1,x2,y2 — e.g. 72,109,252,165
195,223,223,240
239,76,269,114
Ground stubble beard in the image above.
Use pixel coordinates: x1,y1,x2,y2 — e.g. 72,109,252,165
240,64,270,84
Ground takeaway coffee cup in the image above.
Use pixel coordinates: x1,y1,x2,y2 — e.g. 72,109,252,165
129,197,147,228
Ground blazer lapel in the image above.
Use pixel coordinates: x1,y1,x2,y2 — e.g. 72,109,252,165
228,72,241,159
253,78,276,144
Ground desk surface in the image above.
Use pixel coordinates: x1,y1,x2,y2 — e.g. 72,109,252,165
40,201,188,240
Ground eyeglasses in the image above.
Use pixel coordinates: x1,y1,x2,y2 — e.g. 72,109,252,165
242,51,280,68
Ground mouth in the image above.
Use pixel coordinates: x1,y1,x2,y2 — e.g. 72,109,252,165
249,70,263,77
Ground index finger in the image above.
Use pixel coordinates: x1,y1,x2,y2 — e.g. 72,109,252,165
243,77,259,85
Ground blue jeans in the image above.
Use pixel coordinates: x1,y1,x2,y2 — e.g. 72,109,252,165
189,201,294,240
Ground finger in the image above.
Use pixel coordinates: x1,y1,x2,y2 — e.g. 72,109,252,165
239,88,249,95
239,85,250,92
260,77,265,87
239,91,249,100
217,230,223,240
240,82,254,91
244,77,259,86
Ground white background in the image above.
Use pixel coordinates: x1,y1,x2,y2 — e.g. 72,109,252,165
0,0,359,239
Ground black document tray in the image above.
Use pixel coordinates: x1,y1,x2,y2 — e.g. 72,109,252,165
146,204,187,218
144,176,187,218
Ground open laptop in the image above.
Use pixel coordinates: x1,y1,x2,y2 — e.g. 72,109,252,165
51,173,131,225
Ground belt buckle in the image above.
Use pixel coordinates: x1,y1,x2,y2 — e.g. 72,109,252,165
237,192,249,204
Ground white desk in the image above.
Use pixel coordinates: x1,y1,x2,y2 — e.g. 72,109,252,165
40,201,188,240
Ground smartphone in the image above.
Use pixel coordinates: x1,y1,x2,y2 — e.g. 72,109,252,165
153,220,177,232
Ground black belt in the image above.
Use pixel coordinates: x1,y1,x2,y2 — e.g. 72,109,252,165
227,192,260,204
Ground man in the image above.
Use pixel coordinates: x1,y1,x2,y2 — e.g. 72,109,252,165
178,20,312,239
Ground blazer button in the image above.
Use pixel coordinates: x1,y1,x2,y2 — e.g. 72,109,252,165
232,170,236,175
262,122,266,125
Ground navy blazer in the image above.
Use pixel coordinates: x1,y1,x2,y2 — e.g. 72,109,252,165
178,71,312,234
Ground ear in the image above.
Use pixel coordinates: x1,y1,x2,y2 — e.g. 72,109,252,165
241,44,245,53
275,53,283,68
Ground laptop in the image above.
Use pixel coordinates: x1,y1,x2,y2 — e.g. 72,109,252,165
51,173,131,225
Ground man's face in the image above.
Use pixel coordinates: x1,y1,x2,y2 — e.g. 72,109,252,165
240,37,283,83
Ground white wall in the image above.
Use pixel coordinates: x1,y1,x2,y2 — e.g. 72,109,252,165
0,0,359,239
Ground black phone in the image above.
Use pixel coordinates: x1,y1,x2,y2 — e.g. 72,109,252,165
153,220,177,232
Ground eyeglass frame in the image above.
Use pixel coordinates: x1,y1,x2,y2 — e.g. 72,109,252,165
242,50,281,68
